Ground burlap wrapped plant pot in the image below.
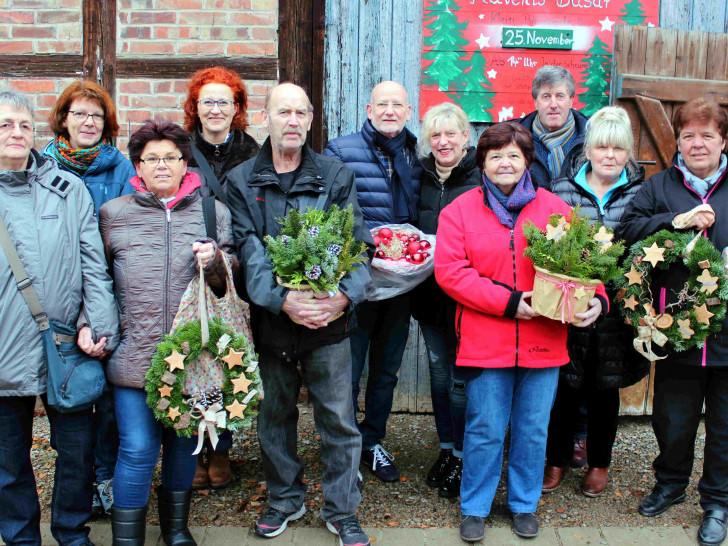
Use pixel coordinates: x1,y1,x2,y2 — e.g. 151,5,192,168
531,266,601,324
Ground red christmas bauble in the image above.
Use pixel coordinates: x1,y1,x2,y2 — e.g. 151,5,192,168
378,227,393,239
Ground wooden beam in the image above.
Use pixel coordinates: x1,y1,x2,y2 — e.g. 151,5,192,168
82,0,102,83
615,74,728,104
0,55,83,77
635,95,677,167
116,57,278,81
101,0,117,98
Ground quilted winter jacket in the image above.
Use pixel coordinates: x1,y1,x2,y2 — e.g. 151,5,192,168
617,155,728,367
323,120,422,228
517,109,589,191
226,139,373,359
550,156,649,389
42,141,136,216
435,186,607,369
100,172,234,388
0,151,119,397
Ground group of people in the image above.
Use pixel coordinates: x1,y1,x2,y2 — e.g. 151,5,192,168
0,62,726,546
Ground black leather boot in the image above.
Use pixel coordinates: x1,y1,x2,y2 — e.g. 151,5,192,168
426,449,455,487
438,456,463,499
157,487,197,546
111,506,147,546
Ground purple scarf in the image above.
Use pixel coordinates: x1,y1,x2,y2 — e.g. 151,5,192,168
482,169,536,228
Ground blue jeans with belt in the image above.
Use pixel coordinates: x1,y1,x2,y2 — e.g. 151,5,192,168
0,395,95,546
113,386,198,509
461,366,559,517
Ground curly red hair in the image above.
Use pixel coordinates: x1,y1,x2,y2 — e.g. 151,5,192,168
183,66,250,133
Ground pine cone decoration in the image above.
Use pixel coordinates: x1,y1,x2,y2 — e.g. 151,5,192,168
326,244,342,257
581,248,591,261
307,226,320,237
305,264,322,280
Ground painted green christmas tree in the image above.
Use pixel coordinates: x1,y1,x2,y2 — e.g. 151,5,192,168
422,0,469,90
448,49,495,122
621,0,647,25
578,36,612,117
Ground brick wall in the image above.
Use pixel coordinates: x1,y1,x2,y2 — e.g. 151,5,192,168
0,0,279,151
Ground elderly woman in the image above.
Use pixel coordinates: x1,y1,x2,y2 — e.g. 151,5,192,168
44,80,135,215
44,78,135,517
543,106,649,498
414,103,479,498
182,65,259,488
101,120,234,546
0,89,118,546
618,98,728,546
435,122,606,542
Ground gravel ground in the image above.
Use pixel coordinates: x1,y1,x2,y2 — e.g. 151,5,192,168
31,405,706,530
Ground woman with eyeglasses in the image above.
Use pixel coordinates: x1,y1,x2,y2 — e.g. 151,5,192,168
43,79,136,518
181,66,259,489
183,66,260,201
100,120,234,546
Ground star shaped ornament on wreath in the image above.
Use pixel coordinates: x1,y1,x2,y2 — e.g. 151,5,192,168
697,269,719,295
642,242,666,267
164,350,186,372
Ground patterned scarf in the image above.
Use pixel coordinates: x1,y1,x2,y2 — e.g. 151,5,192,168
482,168,537,228
47,135,106,175
678,153,728,198
532,111,575,178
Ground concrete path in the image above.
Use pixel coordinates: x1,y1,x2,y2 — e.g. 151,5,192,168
15,522,704,545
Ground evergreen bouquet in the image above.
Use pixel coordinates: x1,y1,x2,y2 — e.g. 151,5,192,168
523,206,625,323
264,204,368,300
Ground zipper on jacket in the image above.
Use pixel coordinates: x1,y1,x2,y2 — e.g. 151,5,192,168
510,228,519,367
164,207,171,334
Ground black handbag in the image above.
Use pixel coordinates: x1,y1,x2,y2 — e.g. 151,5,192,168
0,216,107,413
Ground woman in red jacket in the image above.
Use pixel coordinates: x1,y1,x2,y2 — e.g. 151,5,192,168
434,122,606,543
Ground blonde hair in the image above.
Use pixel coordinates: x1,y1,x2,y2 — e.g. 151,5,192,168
584,106,635,160
418,102,470,158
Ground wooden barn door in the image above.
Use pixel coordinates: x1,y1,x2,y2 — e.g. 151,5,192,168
611,25,728,415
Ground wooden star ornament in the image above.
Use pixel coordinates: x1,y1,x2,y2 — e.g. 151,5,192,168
677,318,695,339
158,384,173,398
222,348,245,370
164,350,186,372
226,399,247,419
167,406,181,421
594,226,614,243
696,269,719,295
545,223,566,241
231,374,253,395
642,242,666,267
623,294,639,310
695,303,715,325
624,265,643,286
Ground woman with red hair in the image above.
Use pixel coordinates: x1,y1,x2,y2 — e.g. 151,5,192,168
182,66,259,489
183,66,260,201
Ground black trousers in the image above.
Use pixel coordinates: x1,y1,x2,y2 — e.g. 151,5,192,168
546,372,620,469
652,360,728,511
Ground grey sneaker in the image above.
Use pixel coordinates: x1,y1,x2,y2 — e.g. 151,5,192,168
96,479,113,516
460,515,485,542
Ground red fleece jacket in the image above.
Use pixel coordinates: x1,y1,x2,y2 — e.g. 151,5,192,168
434,187,608,369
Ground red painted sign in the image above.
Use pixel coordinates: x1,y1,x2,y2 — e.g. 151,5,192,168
420,0,659,122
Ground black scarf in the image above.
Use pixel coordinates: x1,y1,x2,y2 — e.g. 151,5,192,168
372,124,416,222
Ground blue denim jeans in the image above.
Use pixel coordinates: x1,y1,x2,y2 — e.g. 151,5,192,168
92,389,118,482
0,395,94,546
350,294,411,448
257,339,362,522
113,386,198,509
419,322,466,455
461,366,559,517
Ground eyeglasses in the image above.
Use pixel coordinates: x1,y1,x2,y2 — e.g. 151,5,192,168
139,156,183,167
197,99,235,111
373,102,407,112
68,111,105,124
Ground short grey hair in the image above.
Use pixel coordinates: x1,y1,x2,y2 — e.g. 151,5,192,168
531,66,575,99
0,89,35,125
417,102,470,158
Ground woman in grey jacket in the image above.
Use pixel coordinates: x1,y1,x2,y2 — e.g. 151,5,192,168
0,90,119,546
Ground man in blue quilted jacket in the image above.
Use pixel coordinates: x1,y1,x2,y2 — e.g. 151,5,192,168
324,81,421,482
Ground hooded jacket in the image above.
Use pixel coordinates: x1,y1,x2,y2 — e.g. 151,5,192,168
99,171,234,388
517,109,589,191
226,139,373,359
42,141,136,217
0,151,119,397
435,185,607,370
617,154,728,367
412,147,480,326
323,120,422,229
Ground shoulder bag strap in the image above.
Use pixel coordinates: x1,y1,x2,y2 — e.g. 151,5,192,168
191,141,230,207
202,196,217,241
0,215,50,332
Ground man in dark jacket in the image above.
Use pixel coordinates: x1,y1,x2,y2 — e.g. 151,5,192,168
518,66,588,191
324,81,421,482
226,83,372,546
